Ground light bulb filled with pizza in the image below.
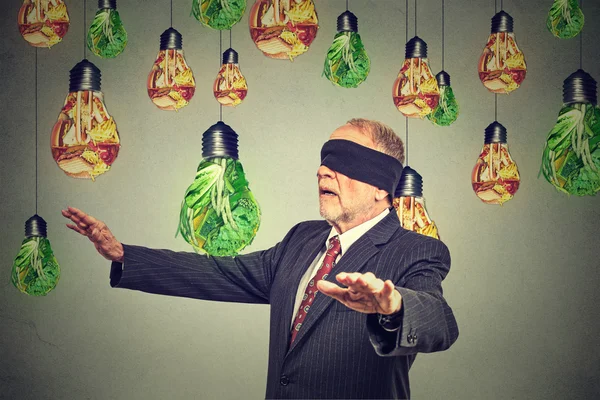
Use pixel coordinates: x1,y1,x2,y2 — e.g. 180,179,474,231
478,11,527,94
393,167,440,239
51,59,120,180
213,48,248,107
18,0,70,48
249,0,319,61
147,28,196,111
471,121,520,205
392,37,440,119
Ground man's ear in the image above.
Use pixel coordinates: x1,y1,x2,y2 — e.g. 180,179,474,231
375,188,390,202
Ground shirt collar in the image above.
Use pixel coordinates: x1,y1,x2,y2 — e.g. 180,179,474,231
326,208,390,256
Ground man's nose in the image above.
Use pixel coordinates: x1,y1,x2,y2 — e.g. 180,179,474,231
317,164,335,178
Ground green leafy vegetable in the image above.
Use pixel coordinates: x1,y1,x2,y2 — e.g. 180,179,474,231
87,9,128,58
191,0,246,30
12,237,60,296
540,103,600,196
427,85,459,127
177,157,261,256
323,31,370,88
546,0,584,39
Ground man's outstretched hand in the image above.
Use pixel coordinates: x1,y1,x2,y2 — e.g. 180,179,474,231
61,207,124,263
317,272,402,315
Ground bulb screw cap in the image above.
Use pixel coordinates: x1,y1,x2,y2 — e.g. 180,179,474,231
563,69,597,105
69,59,101,92
337,10,358,33
405,36,428,59
160,28,183,50
395,167,423,198
202,121,239,160
25,214,47,238
491,11,513,33
98,0,116,9
222,48,239,64
484,121,508,144
436,70,451,87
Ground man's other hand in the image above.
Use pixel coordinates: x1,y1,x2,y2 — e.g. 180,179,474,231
317,272,402,315
61,207,124,263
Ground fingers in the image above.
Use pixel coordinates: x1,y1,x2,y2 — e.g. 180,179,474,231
316,280,345,301
336,272,384,294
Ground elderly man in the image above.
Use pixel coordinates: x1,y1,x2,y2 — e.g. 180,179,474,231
63,118,458,399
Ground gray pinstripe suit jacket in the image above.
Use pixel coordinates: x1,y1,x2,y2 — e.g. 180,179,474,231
109,211,458,399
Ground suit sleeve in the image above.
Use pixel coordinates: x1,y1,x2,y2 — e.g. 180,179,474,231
366,238,459,356
109,224,300,304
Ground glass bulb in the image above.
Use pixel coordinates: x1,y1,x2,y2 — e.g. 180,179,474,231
249,0,319,61
547,0,584,39
12,215,60,296
392,37,440,119
18,0,70,48
540,70,600,196
393,167,440,239
147,28,196,111
472,122,520,205
87,0,128,59
213,49,248,107
478,11,526,94
177,121,261,256
51,60,120,181
323,11,370,88
192,0,246,30
427,71,459,127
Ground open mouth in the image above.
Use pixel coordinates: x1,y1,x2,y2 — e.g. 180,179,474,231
319,188,338,196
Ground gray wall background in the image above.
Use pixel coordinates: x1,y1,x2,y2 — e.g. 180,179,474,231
1,0,599,398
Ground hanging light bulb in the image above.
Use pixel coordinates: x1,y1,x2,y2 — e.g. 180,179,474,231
547,0,584,39
478,11,527,94
177,121,261,256
322,10,370,88
392,37,440,119
147,28,196,111
472,122,520,205
393,167,440,239
249,0,319,61
50,60,120,180
192,0,247,30
87,0,128,59
12,215,61,296
213,48,248,107
18,0,70,48
428,71,459,126
540,70,600,196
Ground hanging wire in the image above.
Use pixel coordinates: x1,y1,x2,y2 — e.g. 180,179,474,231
35,48,38,214
171,0,173,27
405,0,409,166
495,0,497,14
414,0,417,36
83,0,87,58
579,0,583,69
441,0,445,70
230,29,232,47
219,30,223,121
405,0,409,42
495,94,498,121
346,0,348,11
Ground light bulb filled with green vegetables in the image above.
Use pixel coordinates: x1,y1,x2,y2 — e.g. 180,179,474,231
428,71,459,127
192,0,246,30
546,0,584,39
12,215,61,296
177,121,261,256
323,10,370,88
540,69,600,196
87,0,128,58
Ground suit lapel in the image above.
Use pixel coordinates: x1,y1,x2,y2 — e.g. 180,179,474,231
287,211,401,354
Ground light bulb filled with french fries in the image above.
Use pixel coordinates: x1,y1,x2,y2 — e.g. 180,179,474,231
249,0,319,61
50,59,120,181
147,28,196,111
471,121,520,205
213,48,248,107
478,11,527,94
392,167,440,240
392,37,440,119
18,0,70,48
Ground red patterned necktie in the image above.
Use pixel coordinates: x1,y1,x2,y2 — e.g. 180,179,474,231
290,235,341,344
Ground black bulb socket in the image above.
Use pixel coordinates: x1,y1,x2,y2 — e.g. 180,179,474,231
436,70,451,87
160,28,183,50
98,0,116,9
25,214,47,238
222,48,239,64
337,10,358,33
563,69,597,106
405,36,428,59
202,121,239,160
491,11,513,33
69,59,101,92
484,121,508,144
395,167,423,198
